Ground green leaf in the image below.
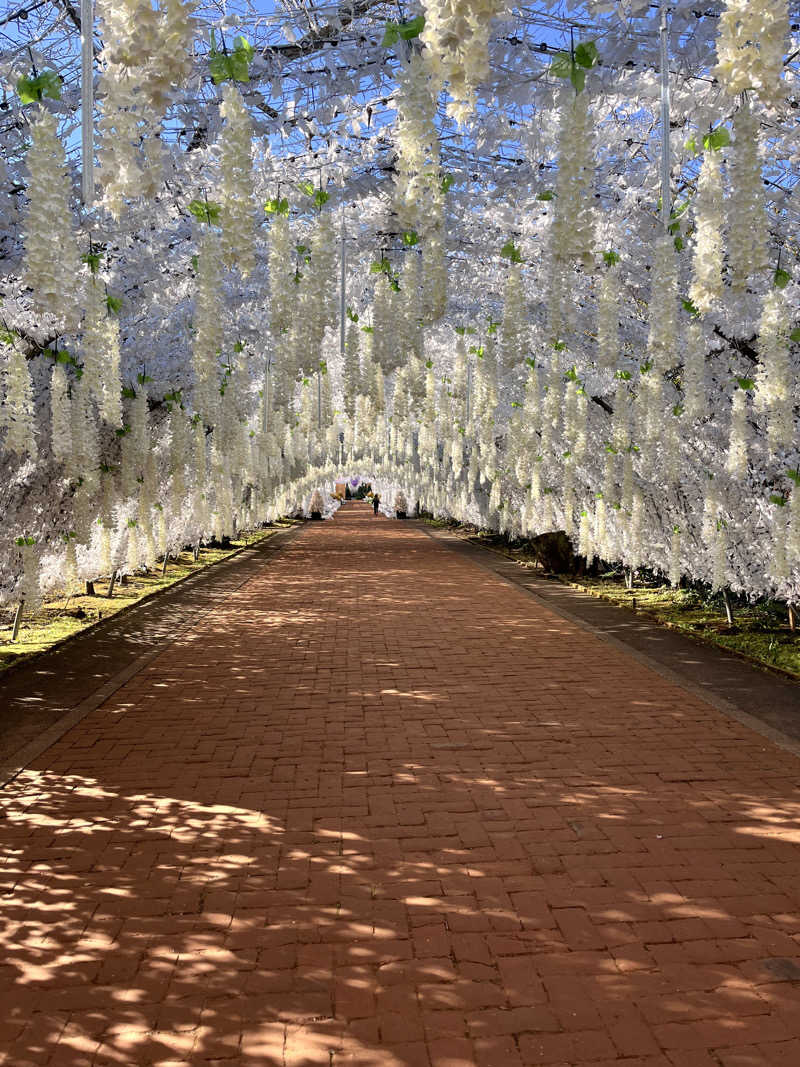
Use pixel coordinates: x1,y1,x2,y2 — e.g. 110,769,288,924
398,14,425,38
382,21,401,46
402,230,419,247
122,386,136,399
17,69,62,104
640,359,653,374
682,297,700,317
234,340,245,352
500,240,523,264
425,358,433,369
0,328,17,346
786,468,800,486
191,254,199,271
684,135,698,155
702,126,731,152
15,536,36,546
736,377,755,391
525,357,536,369
188,199,221,224
313,189,329,208
209,36,253,84
549,51,573,79
83,251,103,273
346,307,359,322
672,403,684,417
602,250,620,266
569,65,586,94
361,325,374,334
553,339,567,351
615,369,632,380
674,235,684,252
564,366,580,382
774,267,791,289
382,14,425,46
574,41,598,69
264,196,289,216
295,243,309,255
789,328,800,343
106,294,122,314
537,190,555,201
297,180,315,197
440,173,455,194
770,494,788,507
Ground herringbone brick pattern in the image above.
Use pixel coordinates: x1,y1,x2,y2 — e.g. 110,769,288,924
2,503,800,1066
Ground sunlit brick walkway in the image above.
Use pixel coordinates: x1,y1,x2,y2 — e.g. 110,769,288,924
3,502,800,1067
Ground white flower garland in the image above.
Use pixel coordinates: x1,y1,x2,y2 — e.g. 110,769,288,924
551,90,596,272
728,102,769,297
755,287,792,457
421,0,510,124
3,343,38,460
192,230,224,420
499,261,525,375
724,386,749,478
683,320,707,421
393,53,440,236
688,149,725,317
595,264,620,371
96,0,195,215
219,84,256,277
714,0,789,109
22,109,82,331
50,362,72,466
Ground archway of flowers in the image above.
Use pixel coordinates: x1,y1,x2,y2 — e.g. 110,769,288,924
0,0,798,618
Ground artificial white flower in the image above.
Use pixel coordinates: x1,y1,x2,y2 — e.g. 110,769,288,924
714,0,789,109
22,109,82,330
688,148,725,317
755,287,793,457
219,83,256,276
3,343,38,460
728,102,769,297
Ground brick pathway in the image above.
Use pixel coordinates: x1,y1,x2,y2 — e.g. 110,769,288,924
2,502,800,1067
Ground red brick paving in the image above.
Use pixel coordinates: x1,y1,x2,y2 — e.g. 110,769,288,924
2,502,800,1066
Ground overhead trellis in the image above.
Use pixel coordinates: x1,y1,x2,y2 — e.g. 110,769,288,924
0,0,799,618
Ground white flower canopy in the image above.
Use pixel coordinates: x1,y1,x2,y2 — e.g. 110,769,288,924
0,0,798,609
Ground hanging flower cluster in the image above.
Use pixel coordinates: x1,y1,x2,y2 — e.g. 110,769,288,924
96,0,196,215
2,338,37,460
728,102,769,298
219,84,256,276
714,0,789,109
420,0,510,124
393,53,440,236
192,231,224,420
688,147,726,317
22,109,82,331
548,89,595,337
755,286,792,457
80,276,124,428
595,263,620,371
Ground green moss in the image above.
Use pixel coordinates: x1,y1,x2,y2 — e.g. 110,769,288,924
0,527,291,676
563,576,800,680
422,519,800,681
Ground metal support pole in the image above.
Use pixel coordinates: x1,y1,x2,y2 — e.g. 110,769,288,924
339,208,347,364
11,601,24,642
80,0,94,206
659,0,671,230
